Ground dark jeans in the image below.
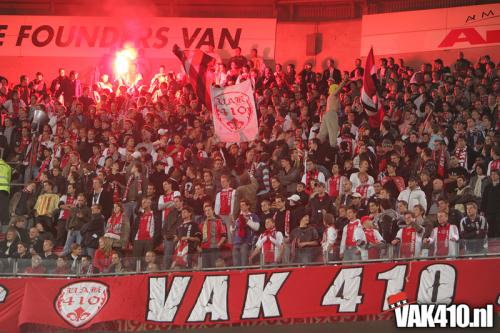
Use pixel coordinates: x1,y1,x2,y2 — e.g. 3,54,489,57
133,240,153,258
0,191,9,225
201,248,219,268
163,239,175,269
294,247,315,264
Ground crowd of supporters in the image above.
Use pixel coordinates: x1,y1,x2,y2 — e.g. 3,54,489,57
0,47,499,274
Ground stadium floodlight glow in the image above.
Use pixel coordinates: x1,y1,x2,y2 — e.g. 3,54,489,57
114,44,137,76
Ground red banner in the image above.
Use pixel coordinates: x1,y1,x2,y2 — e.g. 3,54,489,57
0,258,499,333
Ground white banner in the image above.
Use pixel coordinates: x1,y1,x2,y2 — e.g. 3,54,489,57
0,16,276,59
361,4,500,56
211,80,258,143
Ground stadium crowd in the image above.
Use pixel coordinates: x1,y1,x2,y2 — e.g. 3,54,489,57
0,47,499,274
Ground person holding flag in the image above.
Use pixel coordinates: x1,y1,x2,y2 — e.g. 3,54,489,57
360,47,385,131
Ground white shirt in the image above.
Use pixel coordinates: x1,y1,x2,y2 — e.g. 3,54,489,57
301,171,326,185
397,187,428,211
322,226,337,254
255,230,284,262
395,226,424,257
428,224,460,257
349,172,374,189
340,220,366,255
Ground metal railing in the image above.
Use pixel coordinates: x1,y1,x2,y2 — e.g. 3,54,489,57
1,238,498,277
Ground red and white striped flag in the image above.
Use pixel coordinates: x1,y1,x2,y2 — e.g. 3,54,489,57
361,47,378,116
173,44,214,110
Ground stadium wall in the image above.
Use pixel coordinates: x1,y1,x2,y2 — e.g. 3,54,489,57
0,3,499,83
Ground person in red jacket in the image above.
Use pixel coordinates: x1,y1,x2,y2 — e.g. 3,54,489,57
200,202,227,268
93,237,115,273
133,198,155,258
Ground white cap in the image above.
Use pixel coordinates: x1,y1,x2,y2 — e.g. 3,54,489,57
287,194,301,202
173,191,182,198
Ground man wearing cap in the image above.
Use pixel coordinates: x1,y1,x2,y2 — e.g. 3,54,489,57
350,192,368,217
397,176,427,212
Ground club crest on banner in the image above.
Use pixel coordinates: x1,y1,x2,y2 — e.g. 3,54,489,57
210,80,258,142
213,91,253,132
0,285,7,303
54,281,109,328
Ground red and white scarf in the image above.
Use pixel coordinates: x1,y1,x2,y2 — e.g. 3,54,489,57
356,184,370,198
112,181,121,203
401,227,416,258
36,157,51,181
328,175,342,198
60,195,74,220
136,211,153,240
173,240,189,267
106,212,123,237
454,147,467,168
261,228,277,264
219,188,233,215
490,159,500,173
123,174,142,202
434,149,446,178
305,170,319,193
161,192,174,222
345,220,360,247
363,228,380,259
274,210,290,237
436,224,451,256
237,214,248,239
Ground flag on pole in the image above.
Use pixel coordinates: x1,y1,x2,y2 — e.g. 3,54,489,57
210,80,258,143
361,47,379,116
172,44,214,110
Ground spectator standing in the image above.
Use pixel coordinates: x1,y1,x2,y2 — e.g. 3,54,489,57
200,203,227,268
133,198,155,259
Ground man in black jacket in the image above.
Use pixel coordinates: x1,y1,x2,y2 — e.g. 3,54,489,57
81,204,105,258
307,182,334,230
322,59,342,85
459,202,488,254
163,196,183,269
89,177,113,219
481,169,500,237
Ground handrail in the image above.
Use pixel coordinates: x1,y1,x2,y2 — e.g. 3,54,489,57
2,240,498,278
